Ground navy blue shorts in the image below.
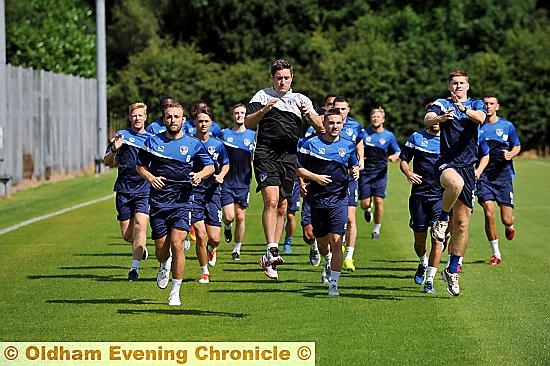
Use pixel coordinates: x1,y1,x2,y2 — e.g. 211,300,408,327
311,203,348,237
437,164,476,209
347,179,358,207
359,170,388,199
253,158,296,198
115,192,149,221
288,180,301,212
409,196,442,232
192,192,222,226
300,200,311,226
221,187,250,208
476,176,514,208
150,204,192,240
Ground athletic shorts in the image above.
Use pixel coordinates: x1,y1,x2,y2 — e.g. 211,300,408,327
408,196,442,233
253,158,296,199
115,192,149,221
476,176,514,208
437,164,476,209
221,187,250,208
192,192,222,226
311,203,348,237
347,179,359,207
287,180,301,212
359,170,387,199
149,204,192,240
300,200,311,227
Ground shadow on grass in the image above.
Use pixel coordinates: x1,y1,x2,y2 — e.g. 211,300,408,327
59,265,127,270
117,309,247,318
28,273,193,284
74,253,129,257
46,298,157,305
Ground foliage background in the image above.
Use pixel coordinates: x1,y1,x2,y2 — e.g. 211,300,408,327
5,0,550,152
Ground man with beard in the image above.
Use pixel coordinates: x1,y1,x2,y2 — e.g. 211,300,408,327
137,102,214,306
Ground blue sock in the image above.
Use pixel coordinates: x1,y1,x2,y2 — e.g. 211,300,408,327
439,211,450,222
448,254,460,273
284,237,292,245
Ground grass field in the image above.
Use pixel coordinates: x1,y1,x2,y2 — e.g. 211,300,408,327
0,159,549,365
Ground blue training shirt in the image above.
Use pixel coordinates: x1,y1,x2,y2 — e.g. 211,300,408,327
219,128,256,189
399,129,441,200
137,133,213,209
146,118,166,134
298,135,358,208
107,128,152,194
193,137,230,197
360,127,401,173
428,98,486,168
480,117,521,180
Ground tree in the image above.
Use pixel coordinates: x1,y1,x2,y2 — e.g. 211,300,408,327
6,0,96,78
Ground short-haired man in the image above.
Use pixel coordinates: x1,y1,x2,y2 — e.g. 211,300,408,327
297,108,359,296
104,102,152,282
183,101,223,138
220,103,256,261
359,107,401,239
191,107,230,284
399,119,444,294
477,94,521,265
424,69,487,296
245,59,322,280
137,103,214,306
331,96,363,272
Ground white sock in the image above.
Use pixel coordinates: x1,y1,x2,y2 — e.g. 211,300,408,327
490,239,501,259
426,266,437,282
373,224,381,233
233,243,242,253
170,279,182,295
201,265,209,275
505,224,514,229
331,271,341,283
458,256,463,265
345,247,355,260
419,254,428,267
267,243,278,250
131,260,140,270
312,240,318,250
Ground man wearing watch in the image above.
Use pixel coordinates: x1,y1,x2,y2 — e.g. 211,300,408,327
424,69,487,296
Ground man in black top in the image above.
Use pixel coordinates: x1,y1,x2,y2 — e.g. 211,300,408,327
245,59,322,280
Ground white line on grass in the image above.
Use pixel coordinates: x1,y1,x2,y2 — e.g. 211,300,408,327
0,194,115,236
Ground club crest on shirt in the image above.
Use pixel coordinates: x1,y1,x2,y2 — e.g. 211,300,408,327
227,137,234,143
379,138,386,145
318,147,326,155
338,148,346,157
365,136,372,143
208,146,216,155
180,146,188,155
346,128,353,137
259,172,268,182
496,129,504,137
244,139,251,146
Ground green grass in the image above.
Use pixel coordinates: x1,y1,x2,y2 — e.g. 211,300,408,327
0,160,549,365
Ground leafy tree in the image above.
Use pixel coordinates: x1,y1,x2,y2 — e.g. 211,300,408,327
6,0,96,77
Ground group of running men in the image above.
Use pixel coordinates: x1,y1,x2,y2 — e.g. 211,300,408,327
105,59,520,305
